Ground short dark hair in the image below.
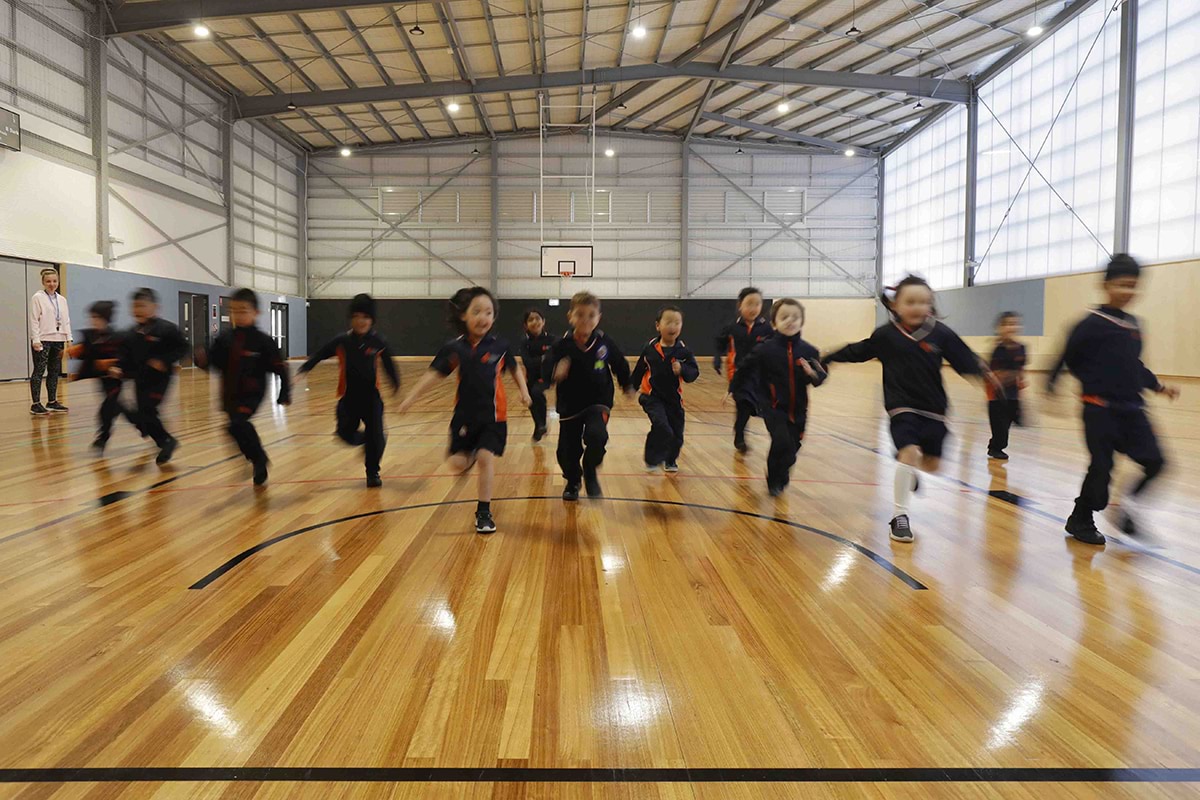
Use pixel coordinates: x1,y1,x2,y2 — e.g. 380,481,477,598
87,300,115,323
737,286,763,304
569,291,600,312
996,310,1021,326
656,304,682,322
770,298,805,326
231,288,259,310
448,286,497,334
132,287,158,304
523,308,545,325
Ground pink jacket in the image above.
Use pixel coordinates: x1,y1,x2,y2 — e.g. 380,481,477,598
30,291,71,346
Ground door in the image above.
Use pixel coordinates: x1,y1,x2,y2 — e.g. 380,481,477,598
218,296,233,334
270,302,289,359
0,257,28,380
177,292,208,368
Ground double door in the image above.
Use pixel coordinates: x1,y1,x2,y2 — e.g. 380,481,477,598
0,257,63,381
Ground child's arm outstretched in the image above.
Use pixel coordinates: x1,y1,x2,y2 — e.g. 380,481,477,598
822,332,877,366
379,340,401,396
399,345,456,412
506,352,532,407
297,336,339,380
629,346,649,391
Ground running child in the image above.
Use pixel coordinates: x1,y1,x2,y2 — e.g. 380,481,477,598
823,275,989,542
298,293,399,487
714,287,772,453
399,288,531,534
1047,254,1179,545
114,288,188,465
518,308,555,442
195,289,291,486
68,300,137,453
986,311,1027,460
545,291,632,501
630,305,700,472
730,299,827,495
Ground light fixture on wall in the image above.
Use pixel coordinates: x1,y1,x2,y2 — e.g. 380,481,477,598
735,147,744,155
286,100,297,111
777,100,789,114
193,23,210,38
471,145,480,155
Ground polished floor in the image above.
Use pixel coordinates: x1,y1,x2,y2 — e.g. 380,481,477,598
1,360,1198,799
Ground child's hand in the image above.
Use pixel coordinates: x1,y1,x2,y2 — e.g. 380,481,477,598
671,360,682,376
1160,384,1181,401
553,359,570,383
721,393,731,407
32,341,42,352
148,358,167,373
520,391,532,408
108,365,123,379
800,359,817,379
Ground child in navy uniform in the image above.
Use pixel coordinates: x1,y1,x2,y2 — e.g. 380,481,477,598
545,291,632,501
114,288,188,465
1048,255,1179,545
195,289,291,486
986,311,1026,460
714,287,771,453
731,299,827,496
631,306,700,472
823,276,989,542
519,309,555,441
68,300,137,453
298,293,399,487
400,288,531,534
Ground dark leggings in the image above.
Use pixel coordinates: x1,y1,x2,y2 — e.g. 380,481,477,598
1074,405,1165,517
557,405,609,484
30,342,64,404
529,383,548,430
337,392,386,474
733,397,755,441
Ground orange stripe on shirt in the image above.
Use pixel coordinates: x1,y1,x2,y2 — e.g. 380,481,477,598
495,355,508,422
335,345,346,398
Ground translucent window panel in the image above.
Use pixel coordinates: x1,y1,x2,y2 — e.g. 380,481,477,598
881,105,968,291
1130,0,1200,262
975,5,1120,283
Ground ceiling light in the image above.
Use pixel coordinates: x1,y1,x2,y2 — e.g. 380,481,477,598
446,101,460,113
846,25,861,37
735,147,744,154
193,23,210,38
384,188,394,192
409,23,424,36
914,99,924,110
604,147,615,157
776,101,789,113
844,148,855,157
340,146,352,157
1026,24,1043,37
618,101,628,110
632,23,647,39
471,145,480,155
286,100,297,111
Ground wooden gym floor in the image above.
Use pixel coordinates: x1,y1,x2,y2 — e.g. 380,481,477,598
1,360,1199,799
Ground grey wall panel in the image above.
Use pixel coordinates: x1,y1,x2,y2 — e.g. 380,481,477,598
873,278,1046,336
0,257,28,380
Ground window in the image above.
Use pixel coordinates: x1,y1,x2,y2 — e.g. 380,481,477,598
974,4,1121,283
882,105,968,290
1129,0,1200,262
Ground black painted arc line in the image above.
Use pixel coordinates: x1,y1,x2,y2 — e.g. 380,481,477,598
0,766,1198,784
0,435,298,547
189,495,928,591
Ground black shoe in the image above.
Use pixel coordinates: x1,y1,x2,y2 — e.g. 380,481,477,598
253,458,269,486
1065,514,1105,545
562,482,580,501
155,437,178,465
91,437,107,454
533,426,547,442
46,401,68,413
768,483,785,497
889,514,914,542
30,403,48,415
664,461,679,473
584,469,602,498
366,472,382,488
734,437,749,454
475,511,497,534
988,449,1009,460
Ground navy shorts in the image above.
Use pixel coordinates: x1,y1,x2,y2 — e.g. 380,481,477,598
890,412,947,458
449,415,507,456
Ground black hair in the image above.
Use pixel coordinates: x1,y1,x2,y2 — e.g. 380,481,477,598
882,274,937,318
737,286,763,305
523,308,545,326
656,304,682,322
348,293,376,320
996,310,1021,327
132,287,158,304
87,300,115,323
448,286,497,335
231,288,259,310
1105,253,1141,282
770,298,805,326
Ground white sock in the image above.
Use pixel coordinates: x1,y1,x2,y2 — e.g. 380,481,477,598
894,464,916,517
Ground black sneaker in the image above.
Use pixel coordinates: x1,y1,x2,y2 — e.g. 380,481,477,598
475,511,497,534
30,403,48,415
91,437,107,454
644,462,661,473
155,437,178,465
46,401,68,413
533,426,547,442
562,482,580,501
366,472,382,488
1107,505,1140,537
664,461,679,473
253,458,269,486
767,483,785,497
988,449,1009,460
1065,514,1105,545
584,469,603,498
889,514,914,543
734,437,749,454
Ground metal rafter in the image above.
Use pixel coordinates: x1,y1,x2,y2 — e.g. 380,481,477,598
682,0,762,141
332,10,411,141
480,0,520,130
699,112,872,154
434,1,496,138
286,14,374,144
107,0,427,37
522,0,539,72
389,8,461,137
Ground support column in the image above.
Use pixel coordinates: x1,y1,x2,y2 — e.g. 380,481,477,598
90,10,110,267
222,102,235,286
680,140,690,297
963,87,979,287
875,156,884,295
490,144,499,292
1113,0,1138,254
298,152,309,297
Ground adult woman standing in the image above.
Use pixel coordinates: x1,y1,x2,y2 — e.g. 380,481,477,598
29,267,71,415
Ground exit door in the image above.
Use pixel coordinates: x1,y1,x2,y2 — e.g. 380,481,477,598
178,292,208,367
270,302,289,359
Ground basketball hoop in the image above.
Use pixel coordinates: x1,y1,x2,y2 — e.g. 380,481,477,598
559,260,576,280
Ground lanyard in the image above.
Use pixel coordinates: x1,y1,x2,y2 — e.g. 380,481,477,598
46,291,61,331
